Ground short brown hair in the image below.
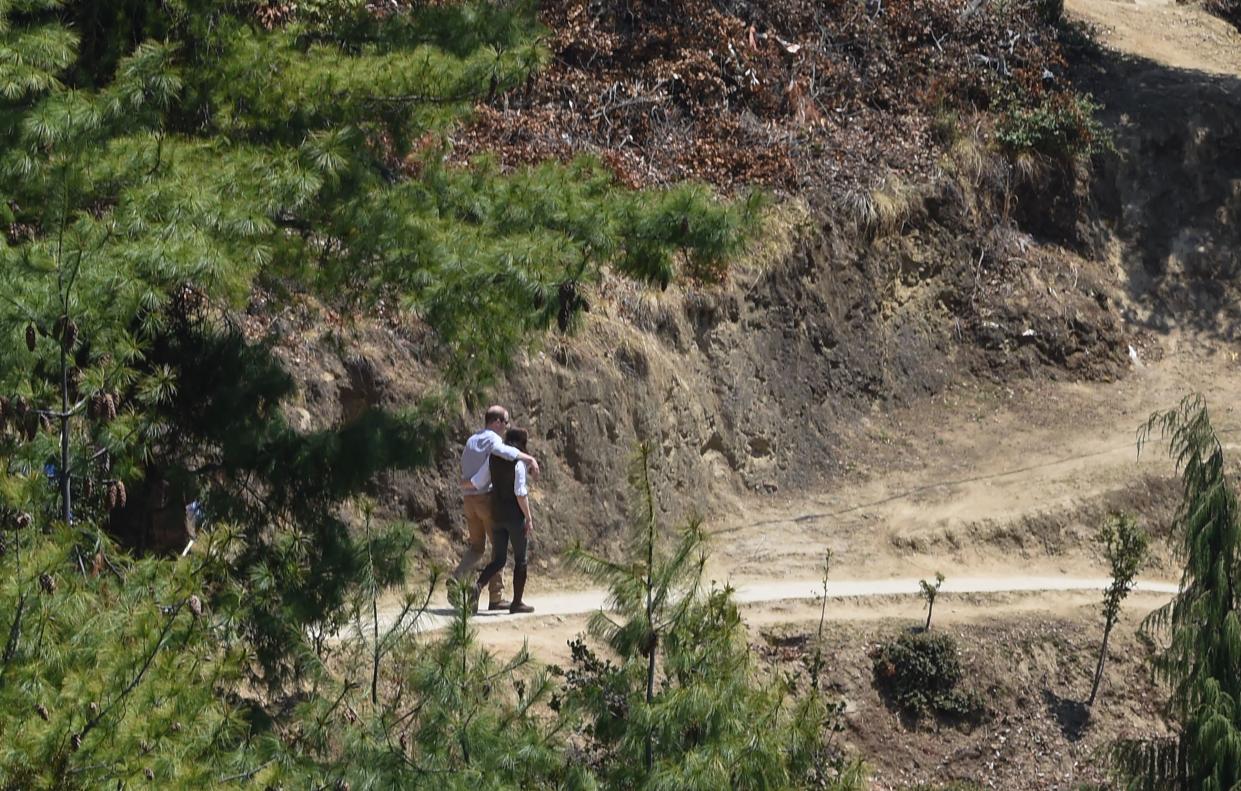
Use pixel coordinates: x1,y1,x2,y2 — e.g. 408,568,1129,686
504,427,528,452
484,406,507,426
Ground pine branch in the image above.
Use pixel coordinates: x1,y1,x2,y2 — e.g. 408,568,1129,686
78,598,185,743
2,592,26,667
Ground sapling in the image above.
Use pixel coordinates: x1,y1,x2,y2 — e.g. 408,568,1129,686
810,550,834,692
1088,513,1148,707
919,571,945,631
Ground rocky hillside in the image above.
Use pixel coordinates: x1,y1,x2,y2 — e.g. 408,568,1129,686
253,0,1241,568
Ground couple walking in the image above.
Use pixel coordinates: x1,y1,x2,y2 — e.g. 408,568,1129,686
451,405,539,614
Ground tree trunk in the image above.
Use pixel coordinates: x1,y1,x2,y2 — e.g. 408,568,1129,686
925,600,934,631
59,342,71,524
1088,619,1114,706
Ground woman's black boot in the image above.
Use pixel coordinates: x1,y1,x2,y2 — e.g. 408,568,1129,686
509,564,534,614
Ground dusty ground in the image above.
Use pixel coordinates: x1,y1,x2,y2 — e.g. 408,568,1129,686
776,601,1175,791
388,1,1241,785
314,0,1241,786
1066,0,1241,76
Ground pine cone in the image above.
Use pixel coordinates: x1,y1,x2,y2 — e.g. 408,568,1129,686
70,732,82,751
144,768,154,781
39,413,51,434
39,573,55,594
25,324,35,352
188,595,203,618
115,480,126,508
34,703,49,721
0,396,9,418
14,512,30,529
89,701,99,716
639,630,658,658
335,780,350,791
0,533,8,557
64,319,78,349
106,482,118,510
102,393,117,422
170,721,182,733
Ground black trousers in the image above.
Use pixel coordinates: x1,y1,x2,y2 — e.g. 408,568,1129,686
478,518,528,587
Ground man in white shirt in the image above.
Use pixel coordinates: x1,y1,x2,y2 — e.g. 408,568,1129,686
451,405,540,609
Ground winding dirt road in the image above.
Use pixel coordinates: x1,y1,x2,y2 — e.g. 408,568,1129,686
376,0,1241,661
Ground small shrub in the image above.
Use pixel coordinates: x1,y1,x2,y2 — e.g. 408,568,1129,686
872,632,983,720
995,90,1113,160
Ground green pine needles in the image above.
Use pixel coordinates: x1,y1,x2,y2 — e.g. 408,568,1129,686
1112,395,1241,790
566,444,863,790
0,0,760,702
0,1,787,787
0,515,251,789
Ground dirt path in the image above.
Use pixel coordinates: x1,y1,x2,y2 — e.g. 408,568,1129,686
716,340,1241,581
398,575,1178,631
379,0,1241,659
1065,0,1241,76
377,344,1234,658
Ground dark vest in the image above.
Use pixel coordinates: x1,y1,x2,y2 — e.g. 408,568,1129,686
489,457,523,524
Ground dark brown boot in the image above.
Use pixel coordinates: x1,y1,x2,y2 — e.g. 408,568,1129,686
509,564,533,614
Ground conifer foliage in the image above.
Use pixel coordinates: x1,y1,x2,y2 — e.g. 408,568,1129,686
1114,395,1241,790
0,507,250,789
566,445,862,790
0,0,771,786
0,0,755,689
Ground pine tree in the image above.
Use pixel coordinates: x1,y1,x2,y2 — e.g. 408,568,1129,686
567,444,863,790
0,0,758,690
0,498,251,788
0,1,767,783
1113,395,1241,790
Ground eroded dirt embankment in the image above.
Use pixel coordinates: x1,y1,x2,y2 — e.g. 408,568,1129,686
301,6,1241,789
276,178,1134,568
261,0,1241,585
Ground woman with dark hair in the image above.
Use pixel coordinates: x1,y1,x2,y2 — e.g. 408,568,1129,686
469,426,535,614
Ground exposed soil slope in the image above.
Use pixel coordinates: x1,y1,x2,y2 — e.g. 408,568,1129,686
313,1,1241,787
267,0,1241,653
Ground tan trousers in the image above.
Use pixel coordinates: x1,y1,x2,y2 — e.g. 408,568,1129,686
452,494,504,602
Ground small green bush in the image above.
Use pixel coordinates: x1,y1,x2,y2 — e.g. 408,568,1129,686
995,90,1112,160
872,632,983,720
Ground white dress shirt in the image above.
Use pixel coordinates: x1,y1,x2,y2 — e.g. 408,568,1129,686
471,459,528,498
460,429,520,496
